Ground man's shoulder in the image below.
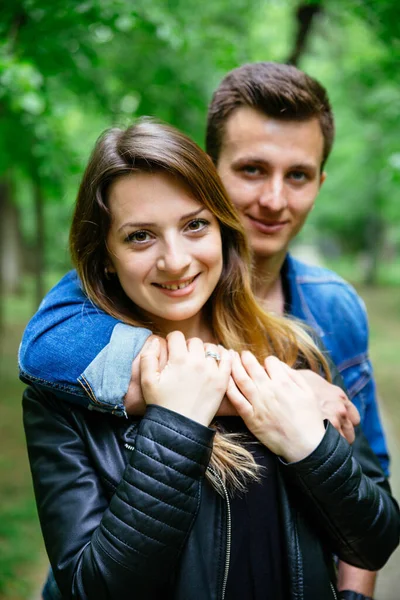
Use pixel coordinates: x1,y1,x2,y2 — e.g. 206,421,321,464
285,254,369,358
287,254,349,284
286,254,362,305
40,269,83,307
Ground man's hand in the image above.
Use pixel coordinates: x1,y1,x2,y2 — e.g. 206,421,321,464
338,562,377,599
298,370,360,443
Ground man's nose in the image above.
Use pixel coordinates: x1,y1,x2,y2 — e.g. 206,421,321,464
156,239,191,273
258,176,287,211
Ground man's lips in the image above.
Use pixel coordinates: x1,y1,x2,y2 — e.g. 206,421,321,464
246,215,288,233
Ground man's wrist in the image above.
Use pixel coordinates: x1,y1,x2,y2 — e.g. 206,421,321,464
339,590,373,600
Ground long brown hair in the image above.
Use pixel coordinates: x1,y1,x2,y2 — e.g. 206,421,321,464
70,117,330,493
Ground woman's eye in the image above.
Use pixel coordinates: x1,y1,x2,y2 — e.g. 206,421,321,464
186,219,209,232
126,230,151,244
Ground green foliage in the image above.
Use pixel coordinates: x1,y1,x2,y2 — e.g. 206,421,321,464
0,0,399,275
0,0,260,268
294,2,400,267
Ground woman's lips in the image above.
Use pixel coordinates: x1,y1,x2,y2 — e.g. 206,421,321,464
152,274,200,297
247,215,288,234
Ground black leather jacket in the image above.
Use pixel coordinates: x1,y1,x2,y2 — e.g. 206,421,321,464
23,385,399,600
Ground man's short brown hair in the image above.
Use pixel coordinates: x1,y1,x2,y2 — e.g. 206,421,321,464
206,62,334,169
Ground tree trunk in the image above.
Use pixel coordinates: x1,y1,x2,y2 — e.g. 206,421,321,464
287,2,323,66
2,195,24,295
33,177,46,307
363,212,384,286
0,179,7,332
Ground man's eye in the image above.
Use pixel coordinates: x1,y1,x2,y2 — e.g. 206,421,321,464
289,171,307,182
186,219,209,232
126,230,151,243
242,165,261,176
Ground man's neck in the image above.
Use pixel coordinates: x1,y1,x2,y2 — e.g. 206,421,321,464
252,250,287,315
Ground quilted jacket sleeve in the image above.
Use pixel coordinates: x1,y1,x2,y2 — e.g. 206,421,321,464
23,385,214,600
281,421,399,570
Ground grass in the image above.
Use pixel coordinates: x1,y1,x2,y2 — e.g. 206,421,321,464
0,277,399,599
357,285,400,455
0,322,48,600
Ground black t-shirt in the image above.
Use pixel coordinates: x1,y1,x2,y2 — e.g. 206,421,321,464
281,257,293,315
218,418,287,600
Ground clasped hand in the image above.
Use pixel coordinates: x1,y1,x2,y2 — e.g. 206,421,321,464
139,333,331,462
140,332,231,427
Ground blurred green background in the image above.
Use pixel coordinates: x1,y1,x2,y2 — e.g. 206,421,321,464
1,1,399,598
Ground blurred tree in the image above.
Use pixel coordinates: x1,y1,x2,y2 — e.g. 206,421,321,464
0,0,399,313
287,1,323,65
0,0,257,316
295,0,400,283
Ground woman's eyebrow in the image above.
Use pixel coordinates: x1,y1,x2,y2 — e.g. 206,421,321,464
117,207,206,233
179,207,206,221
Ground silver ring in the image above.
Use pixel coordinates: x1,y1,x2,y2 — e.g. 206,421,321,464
205,350,221,362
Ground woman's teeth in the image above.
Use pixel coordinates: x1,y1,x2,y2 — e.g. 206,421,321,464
159,276,195,290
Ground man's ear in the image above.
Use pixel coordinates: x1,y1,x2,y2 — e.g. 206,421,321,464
319,171,327,187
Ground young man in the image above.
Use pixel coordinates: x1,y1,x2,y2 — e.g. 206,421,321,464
20,63,389,600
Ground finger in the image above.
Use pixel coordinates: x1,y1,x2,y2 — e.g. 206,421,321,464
241,350,270,384
217,347,232,382
341,418,356,444
264,355,294,379
166,330,188,363
140,337,161,389
226,375,253,419
187,336,206,358
345,399,361,427
158,336,168,371
276,360,314,393
231,351,258,400
203,342,221,364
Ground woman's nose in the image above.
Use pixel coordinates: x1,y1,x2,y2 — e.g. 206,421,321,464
156,240,191,273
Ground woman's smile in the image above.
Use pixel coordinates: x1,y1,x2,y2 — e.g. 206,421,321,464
152,273,201,295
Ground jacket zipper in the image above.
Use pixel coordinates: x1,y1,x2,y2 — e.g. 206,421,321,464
207,468,231,600
330,582,337,599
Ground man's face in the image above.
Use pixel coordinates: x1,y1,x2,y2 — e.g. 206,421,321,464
217,107,326,262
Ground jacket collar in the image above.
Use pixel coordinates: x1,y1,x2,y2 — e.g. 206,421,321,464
281,253,325,338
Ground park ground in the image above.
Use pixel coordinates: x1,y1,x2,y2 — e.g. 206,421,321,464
0,283,399,600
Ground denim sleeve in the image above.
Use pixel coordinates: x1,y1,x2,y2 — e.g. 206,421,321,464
343,358,390,477
335,294,390,477
78,323,151,417
288,258,390,478
19,270,151,416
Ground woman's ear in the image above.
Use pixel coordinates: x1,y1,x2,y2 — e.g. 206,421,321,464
104,261,116,278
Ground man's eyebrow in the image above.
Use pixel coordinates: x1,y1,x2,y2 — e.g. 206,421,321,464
232,156,318,172
290,162,318,172
232,155,265,165
117,207,206,233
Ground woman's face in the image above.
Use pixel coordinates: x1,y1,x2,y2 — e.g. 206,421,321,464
106,171,223,336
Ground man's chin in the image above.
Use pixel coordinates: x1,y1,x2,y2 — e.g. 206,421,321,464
250,242,288,262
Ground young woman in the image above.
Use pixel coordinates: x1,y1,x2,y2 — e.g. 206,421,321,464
23,119,399,600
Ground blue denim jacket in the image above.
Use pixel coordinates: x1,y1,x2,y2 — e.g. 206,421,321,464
19,254,390,474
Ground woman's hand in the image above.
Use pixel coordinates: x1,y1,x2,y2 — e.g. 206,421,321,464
297,370,360,443
140,331,231,427
226,352,326,462
124,335,168,415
